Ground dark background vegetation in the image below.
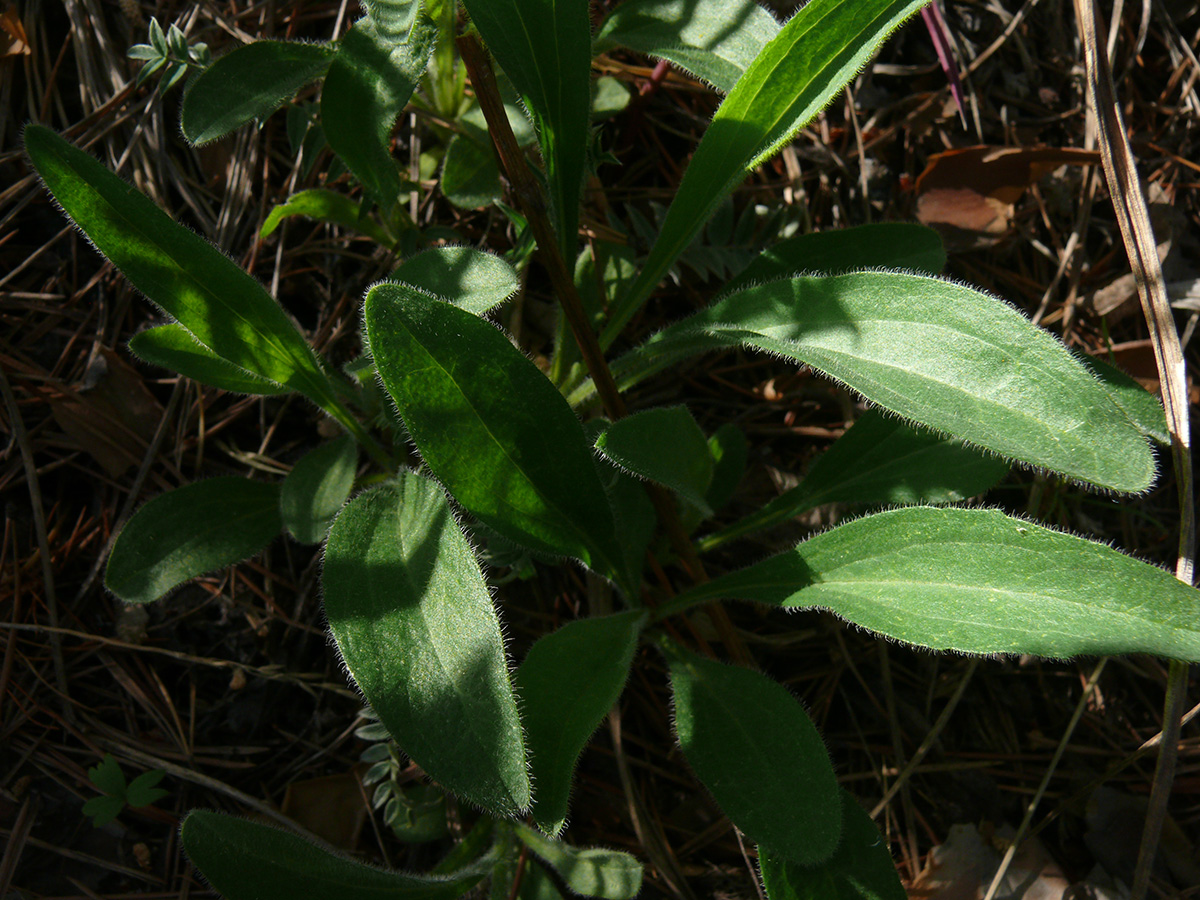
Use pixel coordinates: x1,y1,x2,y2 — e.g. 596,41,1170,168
1,0,1198,897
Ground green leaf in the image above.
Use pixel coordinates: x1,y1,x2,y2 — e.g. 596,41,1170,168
82,795,126,828
125,770,169,808
24,125,341,411
392,246,520,315
322,16,434,212
129,323,291,395
515,611,645,836
364,282,629,587
604,0,930,345
514,824,643,900
612,272,1154,492
442,133,503,209
759,790,905,900
1082,353,1170,446
595,406,714,516
461,0,591,254
323,477,530,816
181,809,490,900
591,76,631,119
363,0,420,39
594,0,782,94
667,506,1200,661
259,189,396,246
180,40,334,144
106,478,282,605
704,422,748,513
707,409,1009,548
280,434,357,544
725,222,947,293
519,863,568,900
664,642,842,864
88,755,127,796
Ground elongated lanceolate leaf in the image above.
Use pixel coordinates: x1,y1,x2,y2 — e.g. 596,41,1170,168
129,323,290,395
595,406,714,515
280,434,357,544
1081,353,1170,446
594,0,781,94
668,507,1200,661
515,824,644,900
25,125,340,410
615,272,1154,492
324,482,525,820
665,642,842,864
604,0,930,345
392,246,520,315
259,189,396,246
759,790,905,900
323,477,530,816
364,283,630,587
515,611,645,835
706,409,1008,548
181,41,335,145
322,16,434,212
461,0,591,253
725,222,946,293
106,478,281,604
181,810,489,900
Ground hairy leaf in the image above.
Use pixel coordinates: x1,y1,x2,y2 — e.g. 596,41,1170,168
181,810,489,900
181,40,335,144
259,189,396,246
665,643,842,864
281,434,357,544
667,506,1200,661
322,16,433,212
1081,353,1170,446
442,133,503,209
364,283,629,587
106,478,281,605
392,246,519,315
324,477,530,816
516,611,645,835
129,323,290,395
759,790,905,900
515,824,644,900
25,126,340,409
613,272,1154,492
461,0,591,253
605,0,930,344
595,0,781,94
595,406,714,515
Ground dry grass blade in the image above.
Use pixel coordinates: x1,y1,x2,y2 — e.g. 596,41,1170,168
1074,2,1197,898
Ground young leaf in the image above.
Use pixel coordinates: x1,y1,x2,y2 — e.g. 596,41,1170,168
180,40,335,144
323,477,530,816
460,0,591,254
664,642,842,864
604,0,930,344
758,789,905,900
280,434,357,544
125,770,169,807
82,795,126,828
666,506,1200,661
362,0,420,39
595,406,715,516
24,126,341,411
259,189,396,246
594,0,782,94
442,132,504,209
321,16,434,212
706,409,1009,548
129,323,291,395
613,272,1154,492
391,246,520,315
514,824,644,900
515,611,645,835
181,810,490,900
88,755,127,796
363,283,629,587
725,222,947,293
106,478,282,605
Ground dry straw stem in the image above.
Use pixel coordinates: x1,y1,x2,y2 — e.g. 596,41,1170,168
1074,1,1196,898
